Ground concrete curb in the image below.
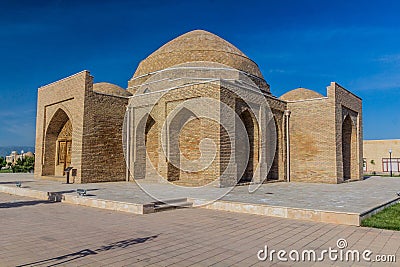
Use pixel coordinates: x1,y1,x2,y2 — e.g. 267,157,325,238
359,197,400,221
189,198,361,226
0,185,154,214
62,194,154,214
0,185,49,200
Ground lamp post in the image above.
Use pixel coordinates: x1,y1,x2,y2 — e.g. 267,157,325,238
389,149,392,177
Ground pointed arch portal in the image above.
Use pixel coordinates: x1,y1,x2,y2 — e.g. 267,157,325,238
43,109,72,177
342,115,357,180
237,109,259,183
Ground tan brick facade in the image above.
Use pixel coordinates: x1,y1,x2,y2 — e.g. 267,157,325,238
363,139,400,175
34,71,130,183
35,30,362,185
281,83,363,183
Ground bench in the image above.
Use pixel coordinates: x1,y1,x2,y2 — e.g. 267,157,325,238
15,182,21,188
76,189,87,196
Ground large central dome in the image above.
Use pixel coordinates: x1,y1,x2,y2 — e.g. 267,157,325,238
153,29,248,57
128,30,267,92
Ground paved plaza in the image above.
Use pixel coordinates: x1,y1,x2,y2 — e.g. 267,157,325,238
0,192,399,266
1,174,400,214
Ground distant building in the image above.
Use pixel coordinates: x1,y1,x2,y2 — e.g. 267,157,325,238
5,151,34,165
363,139,400,175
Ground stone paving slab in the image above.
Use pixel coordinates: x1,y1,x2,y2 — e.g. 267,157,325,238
1,173,399,225
0,193,399,266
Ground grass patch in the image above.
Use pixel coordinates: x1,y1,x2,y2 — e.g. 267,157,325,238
0,169,12,173
361,203,400,231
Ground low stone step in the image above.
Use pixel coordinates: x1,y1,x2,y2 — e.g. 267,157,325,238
152,198,188,205
172,180,215,187
153,200,193,212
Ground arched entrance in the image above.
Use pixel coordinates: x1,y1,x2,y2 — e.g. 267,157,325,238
238,109,259,183
342,115,357,180
43,109,72,177
167,107,197,182
267,117,279,181
134,114,158,180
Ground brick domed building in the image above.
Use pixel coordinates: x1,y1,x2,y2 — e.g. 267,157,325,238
34,30,362,186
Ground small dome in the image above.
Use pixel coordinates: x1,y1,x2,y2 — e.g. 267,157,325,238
280,88,324,101
131,30,264,80
93,82,132,97
24,152,34,157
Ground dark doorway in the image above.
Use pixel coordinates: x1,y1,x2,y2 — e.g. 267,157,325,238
238,110,255,183
342,115,356,180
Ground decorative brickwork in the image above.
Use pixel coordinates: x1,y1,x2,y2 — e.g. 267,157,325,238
128,30,270,94
282,83,362,183
35,71,129,183
35,30,362,185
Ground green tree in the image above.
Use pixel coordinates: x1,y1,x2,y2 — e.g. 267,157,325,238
0,157,5,168
11,156,35,173
23,156,35,172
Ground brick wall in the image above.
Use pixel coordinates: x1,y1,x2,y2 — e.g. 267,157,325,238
330,82,363,182
284,82,362,183
34,71,89,182
287,97,337,183
80,89,128,183
127,80,288,187
35,71,129,183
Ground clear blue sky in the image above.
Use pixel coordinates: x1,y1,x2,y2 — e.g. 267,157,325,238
0,0,399,147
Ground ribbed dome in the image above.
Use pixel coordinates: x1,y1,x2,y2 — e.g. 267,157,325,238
280,88,324,101
131,30,264,80
153,30,247,57
93,82,132,97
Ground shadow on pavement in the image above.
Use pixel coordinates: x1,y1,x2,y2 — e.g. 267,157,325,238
0,200,54,208
0,181,34,185
17,235,159,267
49,190,76,194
